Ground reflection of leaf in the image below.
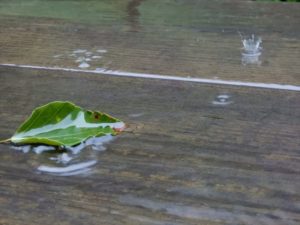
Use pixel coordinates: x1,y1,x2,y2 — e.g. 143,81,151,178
6,101,125,146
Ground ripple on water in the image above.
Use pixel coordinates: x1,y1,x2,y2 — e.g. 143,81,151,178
212,94,233,106
37,160,97,176
10,135,115,176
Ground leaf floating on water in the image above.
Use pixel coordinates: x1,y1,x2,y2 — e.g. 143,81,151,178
4,101,125,147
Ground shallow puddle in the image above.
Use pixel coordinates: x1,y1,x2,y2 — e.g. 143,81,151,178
10,135,115,176
119,195,297,225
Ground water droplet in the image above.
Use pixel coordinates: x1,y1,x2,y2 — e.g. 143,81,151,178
78,62,90,68
33,145,56,154
75,56,86,62
37,160,97,176
128,113,144,118
96,49,107,53
53,54,62,58
11,145,31,153
241,34,262,65
50,153,73,164
91,55,102,59
73,49,87,54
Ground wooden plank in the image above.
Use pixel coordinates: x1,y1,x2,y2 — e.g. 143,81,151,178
0,66,299,225
0,0,299,84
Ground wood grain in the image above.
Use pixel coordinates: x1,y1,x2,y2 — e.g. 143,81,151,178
0,1,299,224
0,66,299,225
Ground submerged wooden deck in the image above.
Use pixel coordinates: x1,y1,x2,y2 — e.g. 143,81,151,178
0,1,300,225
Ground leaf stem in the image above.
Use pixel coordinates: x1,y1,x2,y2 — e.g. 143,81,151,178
0,138,11,144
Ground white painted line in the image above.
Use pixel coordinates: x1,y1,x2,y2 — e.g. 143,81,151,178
1,63,300,92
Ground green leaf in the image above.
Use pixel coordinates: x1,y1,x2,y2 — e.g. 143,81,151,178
7,101,125,146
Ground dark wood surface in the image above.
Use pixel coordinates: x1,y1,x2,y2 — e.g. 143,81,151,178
1,67,300,225
0,1,300,225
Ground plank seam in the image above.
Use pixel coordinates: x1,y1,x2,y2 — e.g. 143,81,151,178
1,63,300,92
